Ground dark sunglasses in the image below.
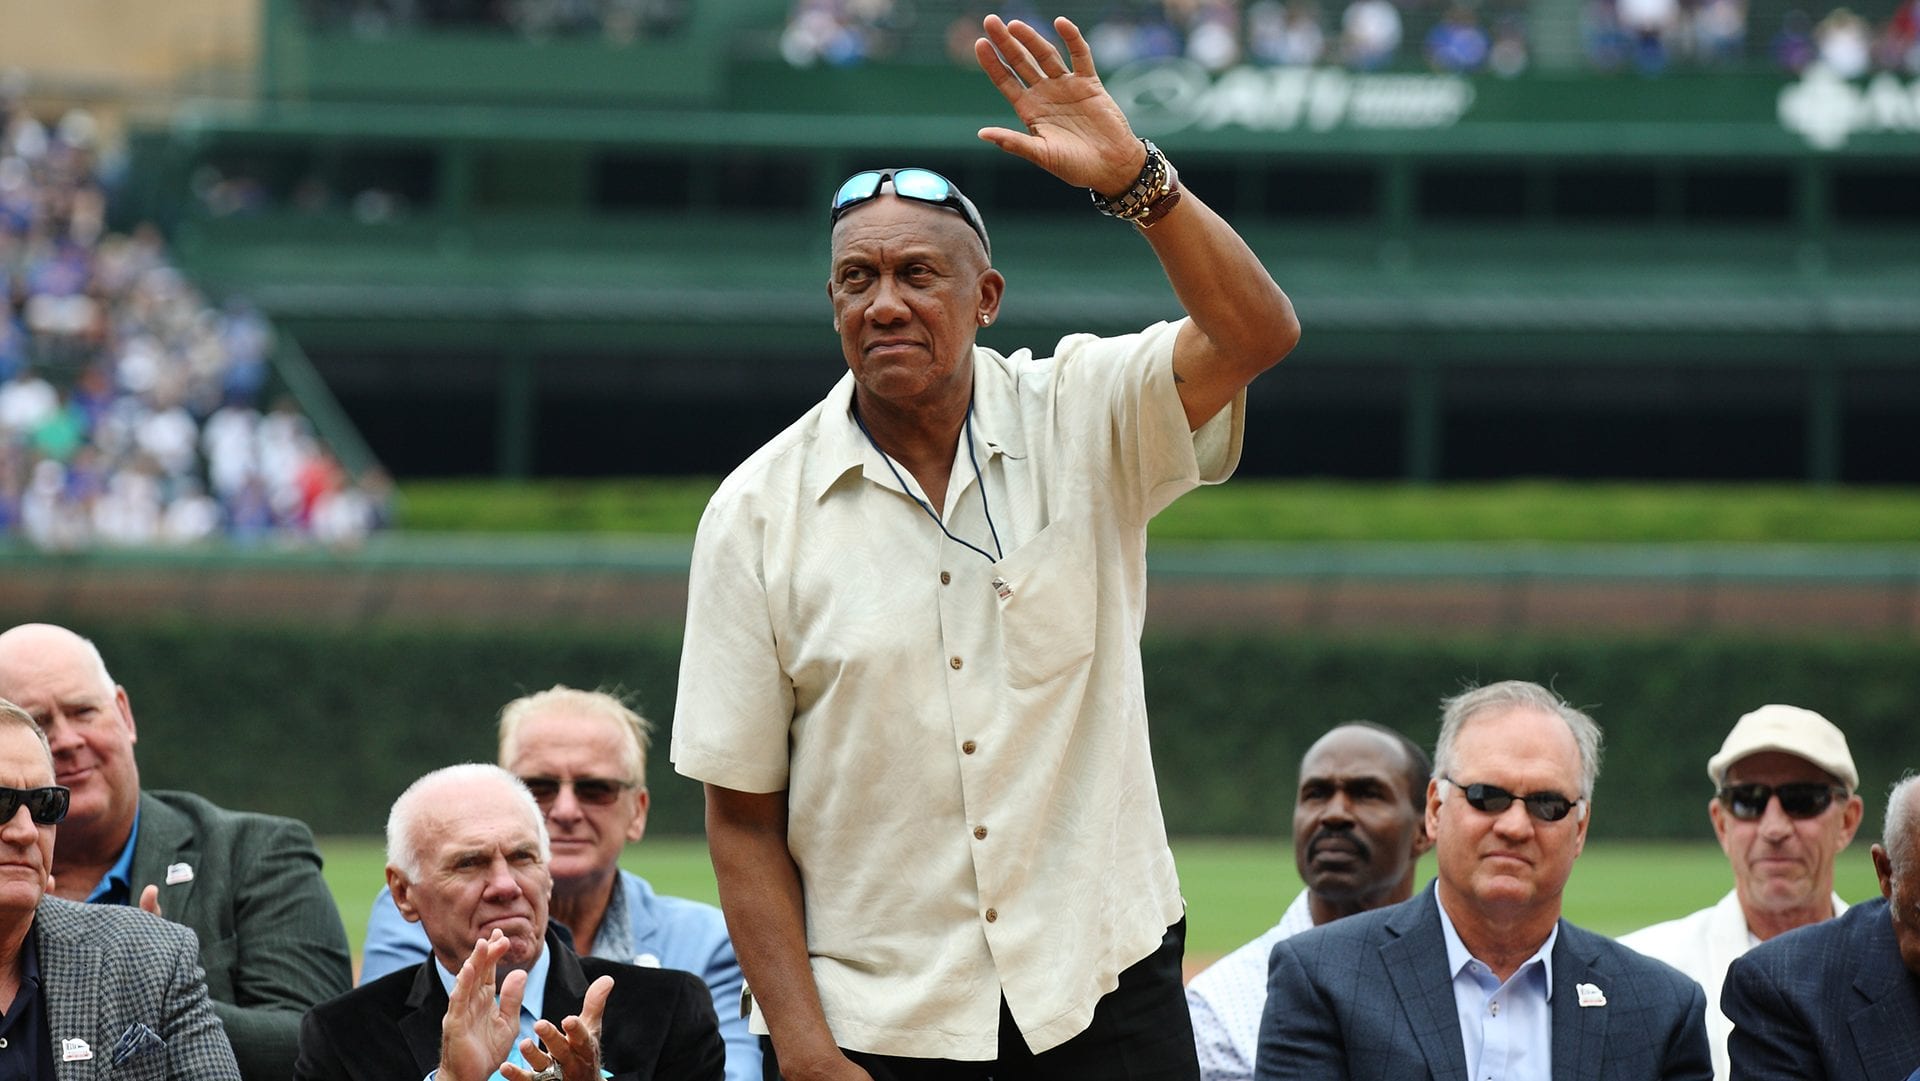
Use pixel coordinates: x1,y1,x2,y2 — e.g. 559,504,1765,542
0,785,69,826
1445,777,1584,823
1717,781,1847,821
831,168,991,256
519,777,635,807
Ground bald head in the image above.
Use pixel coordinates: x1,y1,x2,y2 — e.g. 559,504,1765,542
0,623,142,868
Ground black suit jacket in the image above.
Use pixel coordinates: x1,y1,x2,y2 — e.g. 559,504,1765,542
294,930,724,1081
1722,896,1920,1081
1257,884,1712,1081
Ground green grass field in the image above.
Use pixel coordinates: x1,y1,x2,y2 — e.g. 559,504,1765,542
318,836,1887,972
394,479,1920,544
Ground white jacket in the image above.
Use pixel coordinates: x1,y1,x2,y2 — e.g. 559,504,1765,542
1618,887,1848,1081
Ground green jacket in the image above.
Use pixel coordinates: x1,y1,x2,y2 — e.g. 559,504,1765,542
131,790,354,1081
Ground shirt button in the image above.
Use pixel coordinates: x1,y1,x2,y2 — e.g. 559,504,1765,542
961,740,977,754
985,908,998,923
940,571,951,585
973,826,988,840
950,656,963,670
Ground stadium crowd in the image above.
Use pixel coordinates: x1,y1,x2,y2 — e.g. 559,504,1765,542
300,0,692,41
779,0,1920,75
0,100,392,550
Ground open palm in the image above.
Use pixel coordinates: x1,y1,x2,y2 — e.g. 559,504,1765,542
973,16,1145,195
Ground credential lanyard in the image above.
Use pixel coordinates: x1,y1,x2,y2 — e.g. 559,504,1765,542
853,401,1004,565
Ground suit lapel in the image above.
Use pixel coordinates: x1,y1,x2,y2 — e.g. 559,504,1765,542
400,958,453,1077
1550,923,1607,1081
1383,888,1471,1081
544,935,589,1024
127,794,200,916
1846,906,1920,1079
36,900,102,1081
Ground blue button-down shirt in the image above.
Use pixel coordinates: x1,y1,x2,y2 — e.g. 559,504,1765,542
1437,897,1557,1081
84,806,140,905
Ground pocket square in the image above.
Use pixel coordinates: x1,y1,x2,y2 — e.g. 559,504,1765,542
110,1022,166,1065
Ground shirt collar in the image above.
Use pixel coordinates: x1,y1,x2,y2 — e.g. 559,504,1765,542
1434,889,1558,998
805,349,1019,504
434,941,554,1023
85,804,140,905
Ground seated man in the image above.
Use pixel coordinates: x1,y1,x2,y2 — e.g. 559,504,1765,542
1256,680,1711,1081
0,622,352,1081
0,697,240,1079
1620,704,1863,1081
362,686,756,1081
296,763,724,1081
1721,773,1920,1080
1187,721,1433,1080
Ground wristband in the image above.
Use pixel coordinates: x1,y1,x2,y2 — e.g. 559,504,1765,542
1089,139,1182,229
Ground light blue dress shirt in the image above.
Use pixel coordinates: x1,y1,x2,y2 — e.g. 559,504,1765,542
1436,896,1558,1081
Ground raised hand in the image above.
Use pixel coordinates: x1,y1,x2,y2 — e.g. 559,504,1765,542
973,15,1146,196
438,931,528,1081
501,974,614,1081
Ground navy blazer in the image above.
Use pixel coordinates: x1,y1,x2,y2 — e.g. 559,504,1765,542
294,929,724,1081
1722,895,1920,1081
1256,884,1712,1081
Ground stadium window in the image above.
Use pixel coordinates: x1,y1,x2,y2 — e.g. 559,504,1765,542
1680,168,1792,223
592,152,695,211
1417,165,1526,221
1260,165,1378,221
1550,166,1661,221
1831,168,1920,223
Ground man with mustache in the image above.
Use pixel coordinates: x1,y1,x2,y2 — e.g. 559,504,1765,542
1187,722,1434,1081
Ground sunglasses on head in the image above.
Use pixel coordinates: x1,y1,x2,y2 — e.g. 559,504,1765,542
0,785,69,826
831,168,991,257
1444,777,1584,823
1717,781,1847,820
519,777,635,807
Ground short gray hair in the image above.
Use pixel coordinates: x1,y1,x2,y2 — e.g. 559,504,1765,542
497,685,652,786
1886,774,1920,873
0,698,52,772
1434,680,1604,799
385,763,548,881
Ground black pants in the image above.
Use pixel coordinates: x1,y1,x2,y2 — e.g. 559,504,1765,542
762,919,1200,1081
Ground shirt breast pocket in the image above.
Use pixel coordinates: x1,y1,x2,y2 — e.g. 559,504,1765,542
994,517,1097,690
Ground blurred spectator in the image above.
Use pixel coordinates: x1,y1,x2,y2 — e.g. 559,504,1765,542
781,0,907,66
1694,0,1751,65
1618,0,1681,71
0,97,392,550
1489,12,1531,74
1774,8,1819,69
1814,6,1873,73
1342,0,1404,67
1426,2,1492,70
1880,0,1920,70
1250,0,1330,64
1187,0,1245,70
301,0,690,40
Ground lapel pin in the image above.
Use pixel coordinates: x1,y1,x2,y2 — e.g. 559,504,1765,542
1576,982,1607,1008
61,1037,94,1062
632,952,661,968
165,862,194,885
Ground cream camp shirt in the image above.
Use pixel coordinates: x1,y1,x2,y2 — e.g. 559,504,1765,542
672,319,1243,1059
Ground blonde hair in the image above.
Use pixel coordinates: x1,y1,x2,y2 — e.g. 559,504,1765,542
497,685,653,786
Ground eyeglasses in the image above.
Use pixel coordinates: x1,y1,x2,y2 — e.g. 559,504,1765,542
1443,777,1585,823
0,785,69,826
519,777,635,807
830,168,991,256
1717,782,1848,821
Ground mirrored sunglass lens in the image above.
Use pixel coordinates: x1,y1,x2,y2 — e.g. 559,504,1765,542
27,788,65,824
891,169,953,203
832,172,885,211
1525,795,1574,821
1464,784,1515,813
1776,783,1836,817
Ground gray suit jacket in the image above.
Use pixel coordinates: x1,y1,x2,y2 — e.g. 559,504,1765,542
35,895,241,1081
1722,896,1920,1081
1257,885,1712,1081
131,790,354,1081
